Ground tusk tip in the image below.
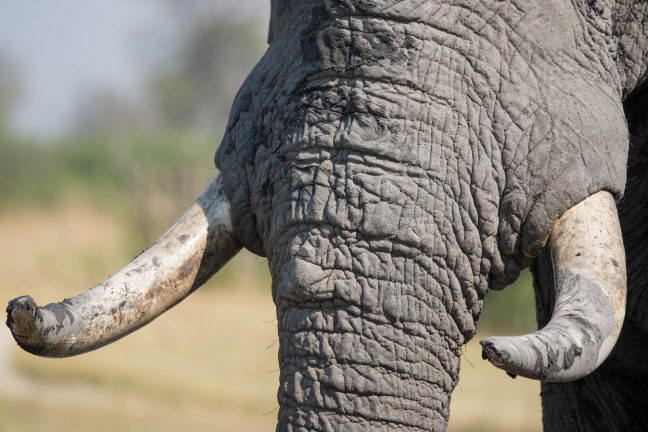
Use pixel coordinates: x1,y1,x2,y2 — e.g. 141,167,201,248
480,338,510,368
6,296,45,354
479,339,510,365
7,295,39,328
479,336,543,380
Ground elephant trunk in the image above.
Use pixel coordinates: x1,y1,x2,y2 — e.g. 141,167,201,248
481,191,626,382
6,175,241,358
272,253,465,431
263,169,486,430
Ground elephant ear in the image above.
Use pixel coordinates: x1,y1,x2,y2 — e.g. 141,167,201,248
6,175,242,358
481,191,626,382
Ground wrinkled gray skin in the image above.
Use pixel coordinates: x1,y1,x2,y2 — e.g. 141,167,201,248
213,1,648,431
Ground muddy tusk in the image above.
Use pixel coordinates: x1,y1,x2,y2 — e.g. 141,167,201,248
6,175,241,357
480,191,626,382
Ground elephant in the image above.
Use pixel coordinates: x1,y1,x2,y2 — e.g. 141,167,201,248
6,1,648,430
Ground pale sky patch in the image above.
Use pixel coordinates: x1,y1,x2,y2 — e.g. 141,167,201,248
0,0,270,138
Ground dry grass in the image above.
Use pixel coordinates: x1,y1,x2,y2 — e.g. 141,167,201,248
449,343,541,431
0,202,540,431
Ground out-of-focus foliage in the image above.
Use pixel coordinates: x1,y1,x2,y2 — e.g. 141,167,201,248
150,18,265,134
75,6,266,138
481,270,536,333
0,54,21,136
0,133,215,248
0,10,265,249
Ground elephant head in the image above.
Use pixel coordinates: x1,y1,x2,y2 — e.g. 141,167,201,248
7,1,648,431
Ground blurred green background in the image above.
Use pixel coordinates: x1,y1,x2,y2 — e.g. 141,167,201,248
0,2,540,431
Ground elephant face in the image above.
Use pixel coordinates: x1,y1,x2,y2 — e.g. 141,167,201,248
7,1,648,431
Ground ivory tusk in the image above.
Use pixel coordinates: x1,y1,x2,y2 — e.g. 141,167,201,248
6,175,241,357
480,191,626,382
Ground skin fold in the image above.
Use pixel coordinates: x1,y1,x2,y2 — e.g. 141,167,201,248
6,1,648,431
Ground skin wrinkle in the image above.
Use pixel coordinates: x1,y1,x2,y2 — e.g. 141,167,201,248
280,341,453,395
213,1,639,430
281,407,441,432
278,330,456,414
280,372,450,426
278,236,460,332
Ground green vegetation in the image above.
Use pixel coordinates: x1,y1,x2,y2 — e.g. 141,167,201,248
0,11,266,249
0,132,216,245
482,270,536,333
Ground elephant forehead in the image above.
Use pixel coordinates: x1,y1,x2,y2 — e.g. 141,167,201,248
217,0,627,288
274,0,605,71
288,81,481,175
